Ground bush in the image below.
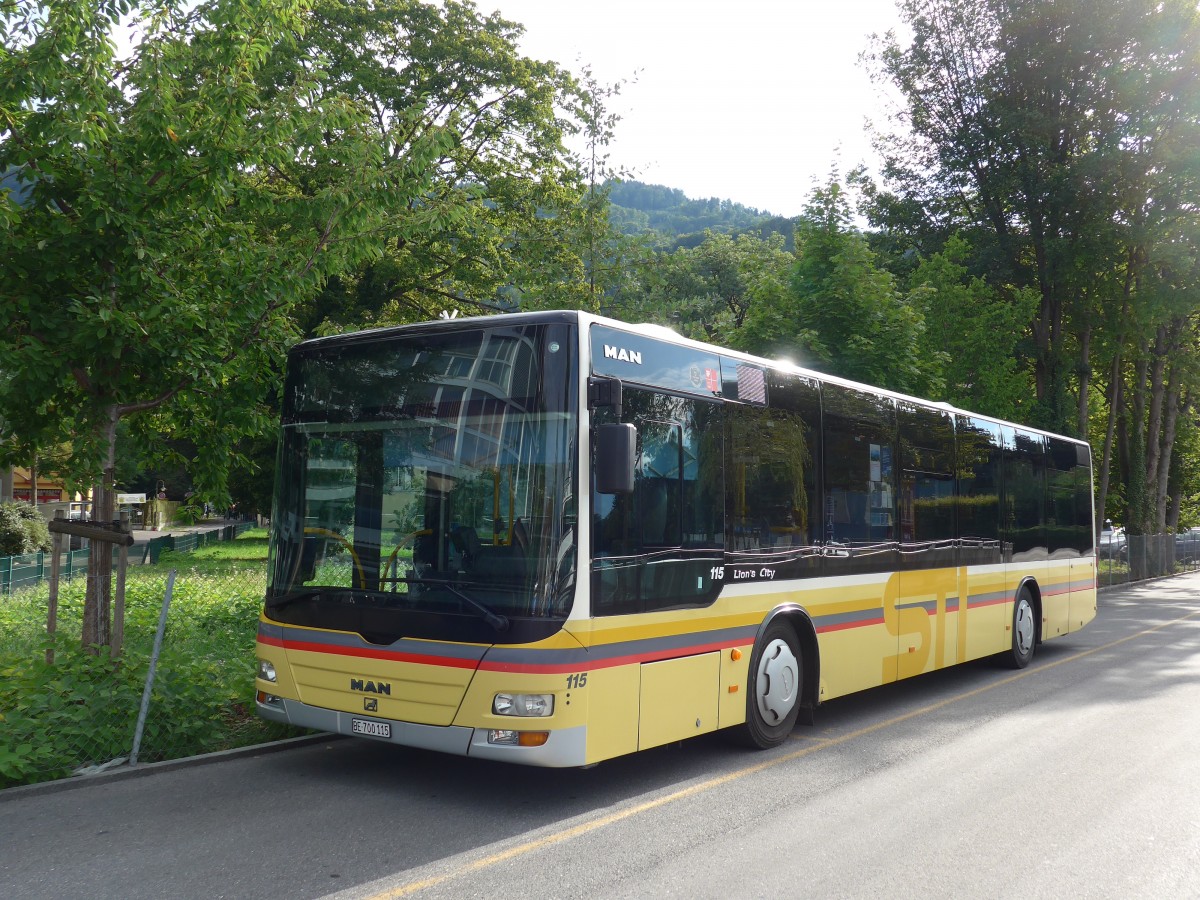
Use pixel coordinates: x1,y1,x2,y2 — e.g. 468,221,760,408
175,501,203,526
0,500,51,556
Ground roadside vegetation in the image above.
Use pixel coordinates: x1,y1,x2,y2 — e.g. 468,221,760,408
0,500,51,557
0,530,299,789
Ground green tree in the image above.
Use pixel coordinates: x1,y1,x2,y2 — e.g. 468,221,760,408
626,231,792,344
870,0,1200,557
908,235,1036,420
0,0,394,648
868,0,1191,430
607,179,779,246
277,0,609,331
740,181,942,396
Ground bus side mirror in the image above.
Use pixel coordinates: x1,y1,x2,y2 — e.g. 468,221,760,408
595,423,637,494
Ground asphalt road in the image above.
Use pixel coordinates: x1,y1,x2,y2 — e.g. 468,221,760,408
3,574,1198,900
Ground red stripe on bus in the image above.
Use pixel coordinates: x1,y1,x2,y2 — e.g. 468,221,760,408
256,633,479,669
816,616,886,633
259,631,751,674
968,595,1009,608
477,638,745,674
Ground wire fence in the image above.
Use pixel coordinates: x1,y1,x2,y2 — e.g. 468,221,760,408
1096,532,1200,588
0,528,301,790
0,522,254,594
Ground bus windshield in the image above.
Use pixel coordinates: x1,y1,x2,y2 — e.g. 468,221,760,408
265,322,578,645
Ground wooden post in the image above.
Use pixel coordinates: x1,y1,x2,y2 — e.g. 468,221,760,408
113,511,130,659
47,518,133,656
47,510,64,665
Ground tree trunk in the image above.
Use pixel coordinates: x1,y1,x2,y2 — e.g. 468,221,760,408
81,409,121,652
1142,324,1169,513
1122,345,1150,578
1096,350,1121,532
1154,362,1182,532
1076,324,1091,440
82,472,114,651
1166,394,1189,533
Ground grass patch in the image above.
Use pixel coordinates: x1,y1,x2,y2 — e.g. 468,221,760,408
173,527,270,563
0,529,300,789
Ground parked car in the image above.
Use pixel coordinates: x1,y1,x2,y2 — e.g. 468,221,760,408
1099,526,1126,560
1176,527,1200,564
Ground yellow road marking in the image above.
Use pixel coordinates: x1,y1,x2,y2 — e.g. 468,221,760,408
370,608,1200,898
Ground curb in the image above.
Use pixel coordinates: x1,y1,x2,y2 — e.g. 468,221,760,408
1097,568,1194,593
0,732,345,802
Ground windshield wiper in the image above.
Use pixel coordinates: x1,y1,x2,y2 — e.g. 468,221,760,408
402,578,510,632
266,589,321,612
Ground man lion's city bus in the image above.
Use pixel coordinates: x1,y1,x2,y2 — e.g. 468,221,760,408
255,311,1097,766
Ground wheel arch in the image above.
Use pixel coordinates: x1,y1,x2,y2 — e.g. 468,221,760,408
1016,576,1043,644
755,604,821,715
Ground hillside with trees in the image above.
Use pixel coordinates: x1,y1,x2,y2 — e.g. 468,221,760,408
606,180,793,248
605,179,795,252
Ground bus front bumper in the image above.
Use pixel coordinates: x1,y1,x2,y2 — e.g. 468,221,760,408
256,695,588,768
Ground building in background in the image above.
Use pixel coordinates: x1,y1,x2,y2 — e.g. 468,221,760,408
9,467,69,504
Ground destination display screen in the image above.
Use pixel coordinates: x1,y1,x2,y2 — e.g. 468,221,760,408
590,324,766,405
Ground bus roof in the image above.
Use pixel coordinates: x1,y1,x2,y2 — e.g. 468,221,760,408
292,309,1089,449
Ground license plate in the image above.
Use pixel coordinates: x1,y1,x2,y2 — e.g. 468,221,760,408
351,718,391,739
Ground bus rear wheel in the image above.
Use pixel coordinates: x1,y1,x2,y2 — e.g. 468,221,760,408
1007,587,1037,669
740,621,802,749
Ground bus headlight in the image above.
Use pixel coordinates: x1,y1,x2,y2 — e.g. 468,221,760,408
493,693,554,717
257,659,277,683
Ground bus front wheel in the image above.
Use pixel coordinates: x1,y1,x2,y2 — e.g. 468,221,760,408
741,621,802,749
1007,587,1037,669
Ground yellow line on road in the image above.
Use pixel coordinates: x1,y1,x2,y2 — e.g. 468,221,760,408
370,608,1200,899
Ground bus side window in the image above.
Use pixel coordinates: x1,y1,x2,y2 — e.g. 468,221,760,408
956,415,1003,566
897,401,955,571
592,391,723,615
1006,429,1046,561
822,385,897,573
728,405,817,553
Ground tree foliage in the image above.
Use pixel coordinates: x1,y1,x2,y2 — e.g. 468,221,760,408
0,0,439,646
0,0,393,497
0,500,52,557
619,231,791,343
737,181,941,396
277,0,599,332
868,0,1200,539
908,234,1036,420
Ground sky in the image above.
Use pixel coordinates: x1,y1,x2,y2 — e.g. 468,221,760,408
486,0,907,217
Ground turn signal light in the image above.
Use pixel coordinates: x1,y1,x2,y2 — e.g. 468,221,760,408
487,730,550,747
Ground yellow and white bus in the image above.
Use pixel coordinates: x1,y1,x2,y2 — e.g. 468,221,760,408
255,311,1097,765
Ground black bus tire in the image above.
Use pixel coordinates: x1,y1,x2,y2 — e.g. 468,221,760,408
740,620,803,749
1007,586,1037,669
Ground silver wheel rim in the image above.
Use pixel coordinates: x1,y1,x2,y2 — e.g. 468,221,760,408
756,638,799,724
1014,595,1035,657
